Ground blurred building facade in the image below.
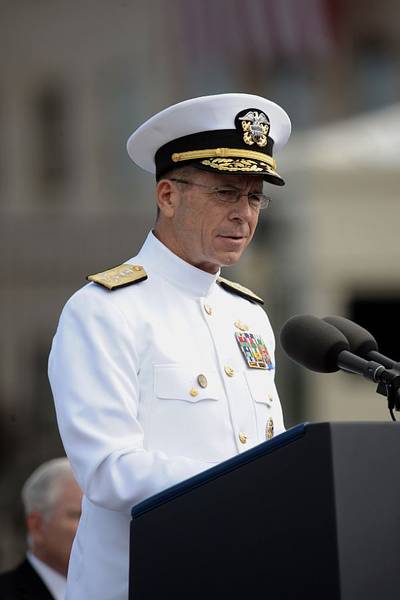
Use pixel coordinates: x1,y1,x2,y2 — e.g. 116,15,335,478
1,0,400,569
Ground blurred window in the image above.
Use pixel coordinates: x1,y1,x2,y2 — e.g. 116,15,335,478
33,84,70,191
0,92,3,198
349,295,400,361
353,36,398,112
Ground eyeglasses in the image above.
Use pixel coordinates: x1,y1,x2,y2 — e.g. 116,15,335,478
168,178,271,210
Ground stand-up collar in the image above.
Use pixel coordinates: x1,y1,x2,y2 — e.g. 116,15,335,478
132,231,219,297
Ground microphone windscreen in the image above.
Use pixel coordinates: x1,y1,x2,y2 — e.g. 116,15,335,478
323,315,378,358
280,314,349,373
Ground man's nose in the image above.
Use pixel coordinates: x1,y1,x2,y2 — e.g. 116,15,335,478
229,195,253,219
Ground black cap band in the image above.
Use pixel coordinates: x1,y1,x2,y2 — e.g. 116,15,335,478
155,129,275,180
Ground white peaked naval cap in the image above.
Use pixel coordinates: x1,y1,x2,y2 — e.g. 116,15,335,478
127,93,291,185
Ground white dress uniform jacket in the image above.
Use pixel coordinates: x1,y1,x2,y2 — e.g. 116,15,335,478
48,231,285,600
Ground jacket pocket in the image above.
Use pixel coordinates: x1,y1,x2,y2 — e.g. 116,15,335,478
243,370,285,438
149,364,231,462
154,364,222,403
243,370,275,407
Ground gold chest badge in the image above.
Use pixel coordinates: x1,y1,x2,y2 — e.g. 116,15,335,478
266,417,274,440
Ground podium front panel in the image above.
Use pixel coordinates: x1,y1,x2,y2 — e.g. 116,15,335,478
130,423,341,599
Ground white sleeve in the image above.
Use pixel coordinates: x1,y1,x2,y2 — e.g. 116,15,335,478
48,286,210,514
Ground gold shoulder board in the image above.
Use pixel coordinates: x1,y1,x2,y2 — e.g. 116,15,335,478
217,276,264,305
87,264,147,291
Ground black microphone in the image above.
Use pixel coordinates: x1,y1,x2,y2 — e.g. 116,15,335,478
323,315,398,369
280,314,393,384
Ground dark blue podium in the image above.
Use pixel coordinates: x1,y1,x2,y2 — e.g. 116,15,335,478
129,422,400,599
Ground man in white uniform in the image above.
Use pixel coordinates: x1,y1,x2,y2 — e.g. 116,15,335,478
48,93,291,599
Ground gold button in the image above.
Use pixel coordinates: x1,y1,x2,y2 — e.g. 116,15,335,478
133,265,142,271
234,320,249,332
224,366,234,377
268,394,273,404
197,374,208,388
190,388,199,397
266,417,274,440
204,304,212,315
239,432,248,444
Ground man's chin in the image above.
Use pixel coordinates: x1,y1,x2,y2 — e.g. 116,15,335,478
217,249,245,267
215,236,248,259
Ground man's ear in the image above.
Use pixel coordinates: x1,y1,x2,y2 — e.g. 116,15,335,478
156,179,179,218
26,511,45,544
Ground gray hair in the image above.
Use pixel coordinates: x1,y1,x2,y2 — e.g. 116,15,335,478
156,164,199,183
155,165,202,222
21,457,74,520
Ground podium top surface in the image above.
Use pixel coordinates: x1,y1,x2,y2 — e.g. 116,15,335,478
131,422,306,518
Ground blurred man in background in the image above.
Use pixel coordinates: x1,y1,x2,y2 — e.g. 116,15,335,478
0,458,82,600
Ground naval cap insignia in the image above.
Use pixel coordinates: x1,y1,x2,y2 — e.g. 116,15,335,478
235,108,270,148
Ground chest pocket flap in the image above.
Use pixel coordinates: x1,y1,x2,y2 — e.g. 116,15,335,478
244,370,275,406
154,365,223,403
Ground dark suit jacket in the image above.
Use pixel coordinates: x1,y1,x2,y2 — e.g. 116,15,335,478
0,559,54,600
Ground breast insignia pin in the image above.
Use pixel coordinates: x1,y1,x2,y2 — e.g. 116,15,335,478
234,320,249,332
266,417,274,440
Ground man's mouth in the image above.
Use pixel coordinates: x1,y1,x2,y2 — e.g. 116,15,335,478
219,234,247,240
